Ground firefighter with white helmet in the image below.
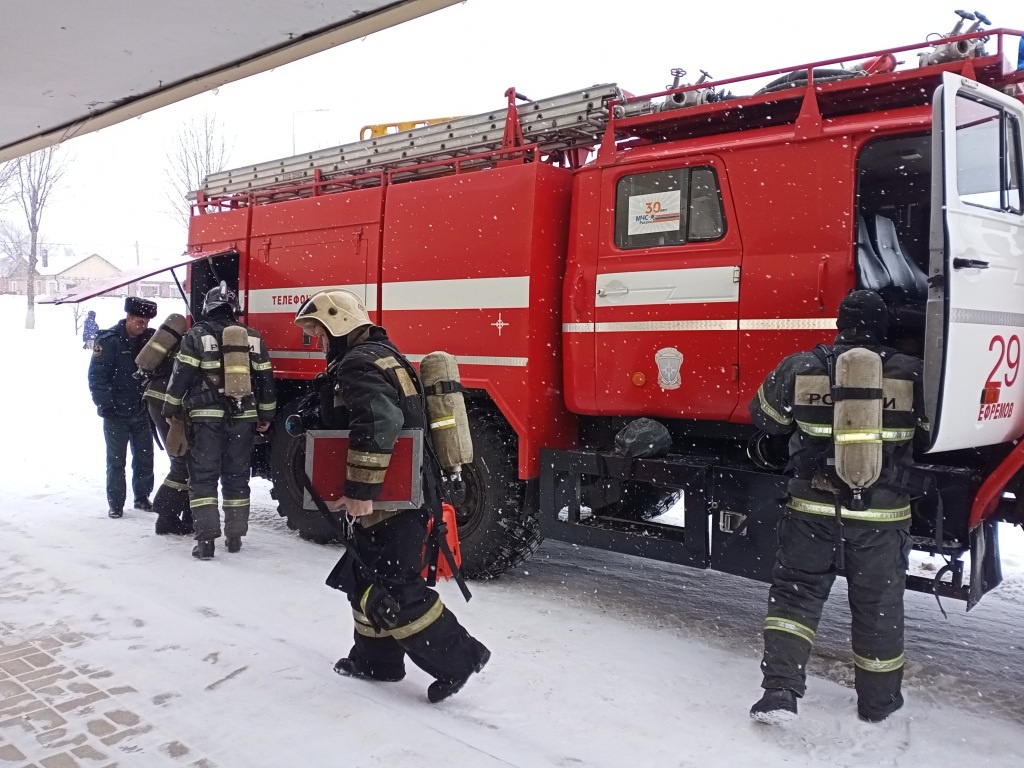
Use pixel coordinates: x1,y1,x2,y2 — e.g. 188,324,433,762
748,290,927,723
162,283,277,559
294,288,490,704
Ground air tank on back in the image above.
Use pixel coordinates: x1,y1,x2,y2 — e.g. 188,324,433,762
420,351,473,478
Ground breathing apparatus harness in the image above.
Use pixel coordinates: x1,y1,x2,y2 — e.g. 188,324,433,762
299,337,473,602
184,319,254,420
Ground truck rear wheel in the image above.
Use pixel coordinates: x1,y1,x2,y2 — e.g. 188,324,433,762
269,400,337,545
455,404,540,579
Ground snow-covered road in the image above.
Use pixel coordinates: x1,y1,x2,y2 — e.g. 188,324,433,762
1,295,1022,767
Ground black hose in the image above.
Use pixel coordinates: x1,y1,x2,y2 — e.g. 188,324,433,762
756,68,862,95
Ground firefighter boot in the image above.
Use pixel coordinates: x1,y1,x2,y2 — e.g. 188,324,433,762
427,643,491,704
335,636,406,682
192,540,215,560
155,515,185,535
750,689,798,724
225,536,242,553
153,483,189,534
334,657,405,683
858,692,904,723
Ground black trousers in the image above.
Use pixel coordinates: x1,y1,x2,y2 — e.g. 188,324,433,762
329,510,487,683
187,420,255,541
102,413,153,510
147,401,190,524
760,514,910,717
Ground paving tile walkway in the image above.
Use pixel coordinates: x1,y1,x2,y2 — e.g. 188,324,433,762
0,632,213,768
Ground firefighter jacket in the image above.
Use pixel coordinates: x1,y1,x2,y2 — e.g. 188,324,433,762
749,336,927,527
326,326,433,509
161,318,277,424
88,321,154,418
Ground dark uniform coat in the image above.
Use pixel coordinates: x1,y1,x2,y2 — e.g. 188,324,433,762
323,326,488,685
87,320,155,511
749,329,927,720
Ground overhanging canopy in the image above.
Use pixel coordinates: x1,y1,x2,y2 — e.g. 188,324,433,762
0,0,458,163
38,251,226,305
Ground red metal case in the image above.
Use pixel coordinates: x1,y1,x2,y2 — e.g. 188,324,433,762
303,430,423,511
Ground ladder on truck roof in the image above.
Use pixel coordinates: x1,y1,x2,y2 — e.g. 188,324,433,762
199,84,624,200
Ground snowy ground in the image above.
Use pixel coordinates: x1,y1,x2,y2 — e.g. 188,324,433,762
2,293,1023,768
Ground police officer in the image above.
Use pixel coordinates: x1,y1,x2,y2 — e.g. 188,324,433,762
88,297,158,518
294,289,490,704
162,284,276,559
748,290,927,723
142,327,192,536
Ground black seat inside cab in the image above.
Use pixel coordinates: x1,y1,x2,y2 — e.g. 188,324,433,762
855,214,891,293
872,214,928,303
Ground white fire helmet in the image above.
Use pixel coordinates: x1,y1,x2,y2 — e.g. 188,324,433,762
294,289,373,338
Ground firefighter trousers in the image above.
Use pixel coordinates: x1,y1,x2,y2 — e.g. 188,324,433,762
102,413,154,510
328,510,488,683
760,514,910,718
186,420,255,541
147,401,190,528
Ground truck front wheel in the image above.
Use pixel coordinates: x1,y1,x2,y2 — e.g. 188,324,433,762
454,404,540,579
269,400,337,545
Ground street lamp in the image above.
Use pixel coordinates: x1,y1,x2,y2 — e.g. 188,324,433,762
291,109,330,155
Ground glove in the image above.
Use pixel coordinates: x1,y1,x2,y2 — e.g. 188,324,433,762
98,405,117,418
360,584,400,632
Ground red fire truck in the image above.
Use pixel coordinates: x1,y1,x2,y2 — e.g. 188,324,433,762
55,15,1024,607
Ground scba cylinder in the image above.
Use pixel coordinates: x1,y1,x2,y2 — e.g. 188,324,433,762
135,314,186,374
420,351,473,474
833,347,884,492
221,325,253,400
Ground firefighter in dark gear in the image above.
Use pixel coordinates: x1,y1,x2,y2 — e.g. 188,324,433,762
162,285,276,559
294,289,490,704
141,319,192,536
748,290,927,724
88,297,158,518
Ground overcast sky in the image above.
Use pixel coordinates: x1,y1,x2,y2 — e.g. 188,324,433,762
10,0,1024,268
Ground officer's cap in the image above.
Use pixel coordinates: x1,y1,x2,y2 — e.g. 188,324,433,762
124,296,158,319
837,290,888,338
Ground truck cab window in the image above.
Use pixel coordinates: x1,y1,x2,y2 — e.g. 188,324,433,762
955,95,1023,214
614,166,725,249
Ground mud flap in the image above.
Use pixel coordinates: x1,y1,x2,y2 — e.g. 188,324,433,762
967,519,1002,611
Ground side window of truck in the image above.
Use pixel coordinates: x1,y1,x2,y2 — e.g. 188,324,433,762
614,166,726,249
954,94,1023,214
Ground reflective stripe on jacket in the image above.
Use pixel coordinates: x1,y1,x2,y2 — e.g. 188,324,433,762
749,339,926,526
162,318,276,423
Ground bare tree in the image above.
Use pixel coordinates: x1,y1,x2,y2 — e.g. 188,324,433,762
70,302,85,335
165,113,231,226
0,161,16,208
0,221,52,281
8,146,69,329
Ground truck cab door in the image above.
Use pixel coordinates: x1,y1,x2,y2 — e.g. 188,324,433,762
924,72,1024,453
593,157,741,420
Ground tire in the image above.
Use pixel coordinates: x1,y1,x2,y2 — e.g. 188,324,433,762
455,403,539,579
269,398,337,544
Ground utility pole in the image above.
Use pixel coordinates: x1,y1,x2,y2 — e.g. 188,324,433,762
135,241,140,266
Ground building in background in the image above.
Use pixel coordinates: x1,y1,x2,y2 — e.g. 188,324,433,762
0,253,179,300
